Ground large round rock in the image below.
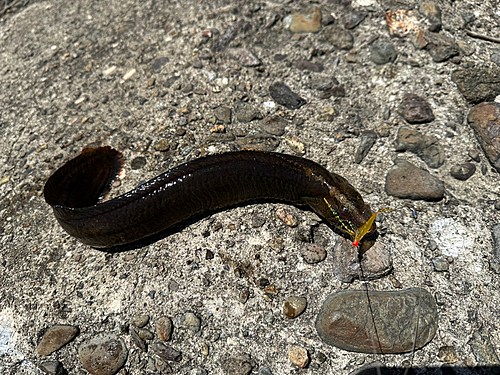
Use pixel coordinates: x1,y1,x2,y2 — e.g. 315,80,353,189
78,333,128,375
315,288,437,353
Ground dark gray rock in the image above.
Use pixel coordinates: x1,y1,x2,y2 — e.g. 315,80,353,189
215,106,232,124
354,130,377,164
260,115,287,136
450,162,476,180
323,26,354,50
235,101,262,122
344,11,367,29
39,361,65,375
151,57,169,71
269,82,306,110
316,288,438,353
150,342,182,362
370,41,397,65
295,60,323,72
257,367,274,375
452,67,500,104
130,156,146,170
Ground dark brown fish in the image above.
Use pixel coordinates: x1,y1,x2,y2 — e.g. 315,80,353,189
44,147,378,248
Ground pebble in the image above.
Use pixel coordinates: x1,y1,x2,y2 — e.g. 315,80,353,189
151,57,169,71
394,126,424,152
257,366,274,375
235,101,262,122
311,75,337,91
288,345,309,368
130,328,147,352
432,256,449,272
491,52,500,67
283,297,307,319
438,346,458,363
78,334,128,375
318,86,345,99
212,21,245,53
260,115,287,136
301,243,327,264
138,328,154,340
150,342,182,362
417,31,459,62
400,94,435,124
344,11,367,29
38,361,65,375
450,162,476,180
284,6,322,33
470,326,500,365
222,354,254,375
385,159,444,200
395,127,444,168
332,239,392,283
492,224,500,263
192,58,203,69
370,41,397,65
275,206,298,227
419,136,445,168
315,288,438,353
323,26,354,50
130,314,150,328
268,237,284,253
354,130,377,164
163,75,180,88
156,316,173,341
269,82,306,110
420,2,442,31
467,102,500,172
226,48,261,67
452,67,500,104
295,59,323,72
213,106,231,124
130,156,146,170
176,312,201,333
37,325,79,356
154,140,170,152
317,106,335,122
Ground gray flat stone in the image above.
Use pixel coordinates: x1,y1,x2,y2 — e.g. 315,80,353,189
316,288,438,353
